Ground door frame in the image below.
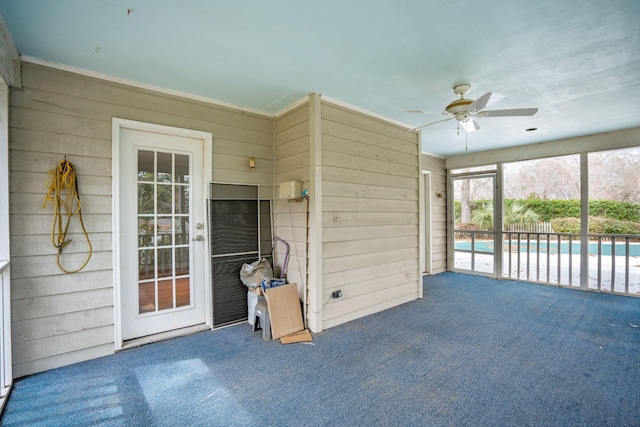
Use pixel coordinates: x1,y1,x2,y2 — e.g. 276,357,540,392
421,170,432,276
112,118,213,350
448,170,498,277
0,78,12,407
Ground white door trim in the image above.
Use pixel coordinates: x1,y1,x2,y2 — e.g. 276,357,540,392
421,170,432,277
0,78,12,406
112,118,213,350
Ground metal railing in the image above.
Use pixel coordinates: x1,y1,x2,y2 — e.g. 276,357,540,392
453,230,496,276
504,232,579,286
454,230,640,296
503,232,639,296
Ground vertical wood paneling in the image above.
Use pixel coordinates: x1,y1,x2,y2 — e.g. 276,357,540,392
320,101,420,328
9,62,274,377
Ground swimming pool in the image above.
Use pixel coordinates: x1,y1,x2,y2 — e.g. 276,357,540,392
455,240,640,256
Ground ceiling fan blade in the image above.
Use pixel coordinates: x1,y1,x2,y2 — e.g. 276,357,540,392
460,119,480,133
415,117,454,129
468,92,505,112
405,109,445,115
480,108,538,117
468,92,492,112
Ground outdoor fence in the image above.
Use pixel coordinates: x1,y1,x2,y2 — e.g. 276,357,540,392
506,222,554,233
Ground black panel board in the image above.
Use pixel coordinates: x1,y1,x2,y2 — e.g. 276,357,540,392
209,194,273,327
212,254,273,327
260,199,274,255
210,199,259,255
212,254,255,327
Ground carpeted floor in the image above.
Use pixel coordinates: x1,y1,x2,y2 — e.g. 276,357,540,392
2,273,640,426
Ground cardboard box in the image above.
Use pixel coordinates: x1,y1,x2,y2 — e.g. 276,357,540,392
280,329,312,344
265,283,303,339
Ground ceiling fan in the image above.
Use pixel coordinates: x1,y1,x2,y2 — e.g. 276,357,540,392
410,84,538,132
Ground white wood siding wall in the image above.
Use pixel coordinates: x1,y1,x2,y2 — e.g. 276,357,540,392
320,102,420,329
421,154,447,274
274,102,310,297
9,62,273,377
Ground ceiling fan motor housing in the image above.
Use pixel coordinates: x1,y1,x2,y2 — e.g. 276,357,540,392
445,98,473,115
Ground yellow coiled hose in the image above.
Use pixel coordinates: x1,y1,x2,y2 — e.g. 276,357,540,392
43,159,92,273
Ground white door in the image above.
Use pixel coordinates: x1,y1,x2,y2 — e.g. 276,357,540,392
451,173,497,276
116,122,210,342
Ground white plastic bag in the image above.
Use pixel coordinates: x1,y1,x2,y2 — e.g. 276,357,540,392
239,258,273,288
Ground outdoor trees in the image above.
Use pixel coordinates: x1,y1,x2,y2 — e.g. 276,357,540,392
455,147,640,233
503,156,580,200
589,147,640,203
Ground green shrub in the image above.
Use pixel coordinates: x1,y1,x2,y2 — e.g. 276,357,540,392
506,199,640,222
589,200,640,222
551,218,581,234
551,216,640,236
588,217,608,234
601,218,640,235
523,199,581,222
457,198,640,226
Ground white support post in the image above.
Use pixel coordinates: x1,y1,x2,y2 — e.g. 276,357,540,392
446,169,454,271
495,164,504,279
580,153,589,290
307,94,323,332
418,139,426,298
0,78,12,406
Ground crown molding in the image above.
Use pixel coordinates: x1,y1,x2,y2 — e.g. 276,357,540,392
21,55,273,118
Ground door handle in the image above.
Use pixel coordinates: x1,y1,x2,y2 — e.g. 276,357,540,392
192,235,205,242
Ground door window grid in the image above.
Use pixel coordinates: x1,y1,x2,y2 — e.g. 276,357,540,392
137,150,191,314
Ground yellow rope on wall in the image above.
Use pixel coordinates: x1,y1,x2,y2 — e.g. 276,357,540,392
43,159,92,274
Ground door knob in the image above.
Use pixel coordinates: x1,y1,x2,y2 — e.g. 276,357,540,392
192,235,204,242
195,223,204,230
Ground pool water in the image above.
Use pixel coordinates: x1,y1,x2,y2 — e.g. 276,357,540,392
455,240,640,256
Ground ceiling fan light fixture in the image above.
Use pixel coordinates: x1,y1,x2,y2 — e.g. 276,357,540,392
460,118,480,133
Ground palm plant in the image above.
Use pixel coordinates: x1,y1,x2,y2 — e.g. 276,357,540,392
506,201,541,227
471,202,494,230
471,201,541,230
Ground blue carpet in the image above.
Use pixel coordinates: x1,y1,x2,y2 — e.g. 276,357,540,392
2,273,640,426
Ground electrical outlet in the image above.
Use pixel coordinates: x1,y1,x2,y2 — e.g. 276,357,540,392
332,290,342,299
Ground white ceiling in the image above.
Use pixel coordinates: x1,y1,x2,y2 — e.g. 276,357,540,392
1,0,639,157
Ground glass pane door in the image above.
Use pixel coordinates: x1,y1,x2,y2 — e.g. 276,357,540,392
137,149,191,314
